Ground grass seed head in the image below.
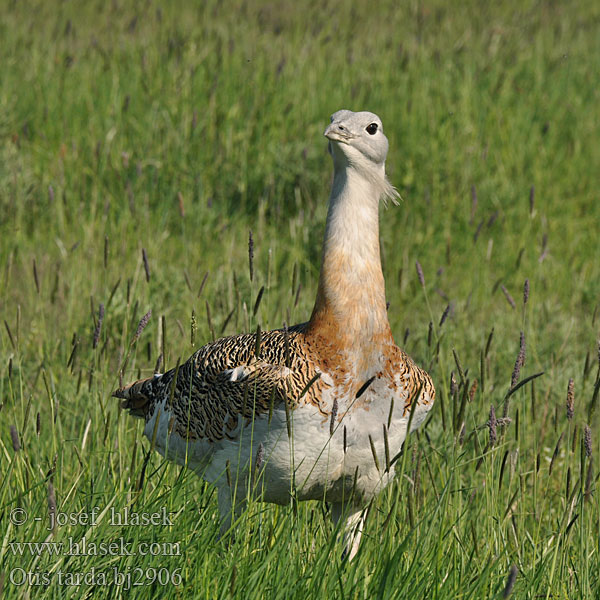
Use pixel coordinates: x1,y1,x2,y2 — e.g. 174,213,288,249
248,230,254,282
198,271,209,297
330,397,338,436
93,302,105,349
415,260,425,287
254,442,264,474
488,405,497,446
439,304,450,327
523,279,530,305
511,332,526,388
10,425,20,452
133,310,152,342
566,378,575,420
190,310,197,347
529,185,535,214
459,422,466,445
470,184,477,223
584,425,592,457
142,247,150,282
32,258,40,294
501,284,516,309
469,380,478,402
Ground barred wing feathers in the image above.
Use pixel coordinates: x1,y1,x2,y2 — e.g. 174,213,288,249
113,325,329,443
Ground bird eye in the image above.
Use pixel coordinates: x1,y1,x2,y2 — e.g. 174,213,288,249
366,123,378,135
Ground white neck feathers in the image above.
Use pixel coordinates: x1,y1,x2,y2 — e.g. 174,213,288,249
308,162,393,345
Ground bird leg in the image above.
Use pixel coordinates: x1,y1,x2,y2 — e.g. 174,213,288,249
331,502,368,561
217,485,247,539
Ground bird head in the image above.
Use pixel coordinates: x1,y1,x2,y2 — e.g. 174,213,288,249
324,110,389,168
324,109,399,203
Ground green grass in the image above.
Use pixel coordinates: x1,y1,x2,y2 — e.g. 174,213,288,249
1,0,599,597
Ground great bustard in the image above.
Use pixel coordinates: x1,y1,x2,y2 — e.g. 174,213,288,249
114,110,435,560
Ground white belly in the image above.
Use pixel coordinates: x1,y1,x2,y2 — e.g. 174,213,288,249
144,378,433,505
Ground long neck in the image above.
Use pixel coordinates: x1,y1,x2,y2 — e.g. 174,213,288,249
307,166,392,346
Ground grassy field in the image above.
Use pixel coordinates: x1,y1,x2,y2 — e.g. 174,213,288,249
1,0,599,597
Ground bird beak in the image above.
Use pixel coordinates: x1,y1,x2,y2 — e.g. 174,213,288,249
324,123,352,143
